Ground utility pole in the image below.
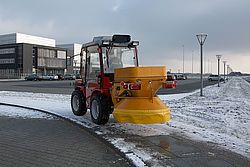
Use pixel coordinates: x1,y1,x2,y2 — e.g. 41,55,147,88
192,50,194,74
227,65,229,80
204,56,206,74
211,61,212,74
182,45,185,74
216,55,222,87
223,61,226,83
207,59,209,73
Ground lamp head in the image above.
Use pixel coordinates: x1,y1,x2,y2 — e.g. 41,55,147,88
216,55,222,60
196,33,208,45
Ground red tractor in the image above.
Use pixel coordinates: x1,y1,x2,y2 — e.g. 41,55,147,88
71,35,174,125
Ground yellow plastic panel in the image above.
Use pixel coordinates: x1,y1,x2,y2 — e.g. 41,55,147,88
113,97,171,124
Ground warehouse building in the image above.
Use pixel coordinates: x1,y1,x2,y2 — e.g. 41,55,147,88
0,33,67,78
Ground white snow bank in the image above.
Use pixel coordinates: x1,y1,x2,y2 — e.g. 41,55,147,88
160,77,250,158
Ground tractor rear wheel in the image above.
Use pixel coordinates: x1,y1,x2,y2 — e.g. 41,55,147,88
90,94,110,125
71,90,87,116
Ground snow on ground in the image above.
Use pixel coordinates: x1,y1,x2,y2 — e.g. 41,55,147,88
0,77,249,165
0,105,55,119
163,77,250,157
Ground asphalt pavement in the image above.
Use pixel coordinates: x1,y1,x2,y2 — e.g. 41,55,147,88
0,111,131,167
0,80,74,94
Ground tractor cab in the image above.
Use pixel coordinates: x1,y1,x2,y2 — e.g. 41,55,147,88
80,35,139,88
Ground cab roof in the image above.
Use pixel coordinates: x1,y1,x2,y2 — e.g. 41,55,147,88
82,34,138,48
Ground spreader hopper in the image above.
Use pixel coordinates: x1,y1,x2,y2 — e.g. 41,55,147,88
112,66,171,124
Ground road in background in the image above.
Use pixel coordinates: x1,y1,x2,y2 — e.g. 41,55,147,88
0,78,217,95
158,78,216,94
0,80,74,94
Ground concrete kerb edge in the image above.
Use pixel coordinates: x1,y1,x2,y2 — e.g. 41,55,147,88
0,102,136,167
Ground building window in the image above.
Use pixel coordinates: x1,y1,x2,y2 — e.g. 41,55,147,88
57,50,66,59
0,48,15,54
38,48,56,58
0,58,15,64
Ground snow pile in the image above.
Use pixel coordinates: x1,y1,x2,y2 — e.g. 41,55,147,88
162,77,250,157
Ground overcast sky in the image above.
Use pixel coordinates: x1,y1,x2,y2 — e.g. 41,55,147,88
0,0,250,73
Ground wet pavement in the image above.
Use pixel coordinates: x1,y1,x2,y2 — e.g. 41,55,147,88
0,115,132,167
121,134,250,166
102,124,250,167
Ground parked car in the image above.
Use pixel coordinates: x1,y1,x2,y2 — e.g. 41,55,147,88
25,74,42,81
64,74,76,80
76,74,81,79
56,74,64,80
164,74,177,88
175,74,187,80
41,74,59,80
208,75,224,81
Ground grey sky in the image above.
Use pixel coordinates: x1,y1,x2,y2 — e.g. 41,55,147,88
0,0,250,73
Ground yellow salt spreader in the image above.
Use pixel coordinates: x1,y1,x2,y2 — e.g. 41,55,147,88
112,66,171,124
71,35,173,125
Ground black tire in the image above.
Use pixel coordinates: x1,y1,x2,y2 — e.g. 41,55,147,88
90,94,110,125
71,90,87,116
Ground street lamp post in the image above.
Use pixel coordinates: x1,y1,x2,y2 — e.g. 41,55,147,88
196,33,208,96
182,45,185,74
73,60,77,75
216,55,222,87
192,50,194,74
223,61,226,83
227,65,229,80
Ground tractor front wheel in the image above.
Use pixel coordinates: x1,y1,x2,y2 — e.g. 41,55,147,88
90,94,110,125
71,90,87,116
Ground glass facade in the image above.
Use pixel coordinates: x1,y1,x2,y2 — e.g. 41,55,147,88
0,44,68,78
37,48,66,69
0,48,15,54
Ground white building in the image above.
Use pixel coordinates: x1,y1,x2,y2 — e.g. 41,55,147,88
0,33,55,47
0,32,67,78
